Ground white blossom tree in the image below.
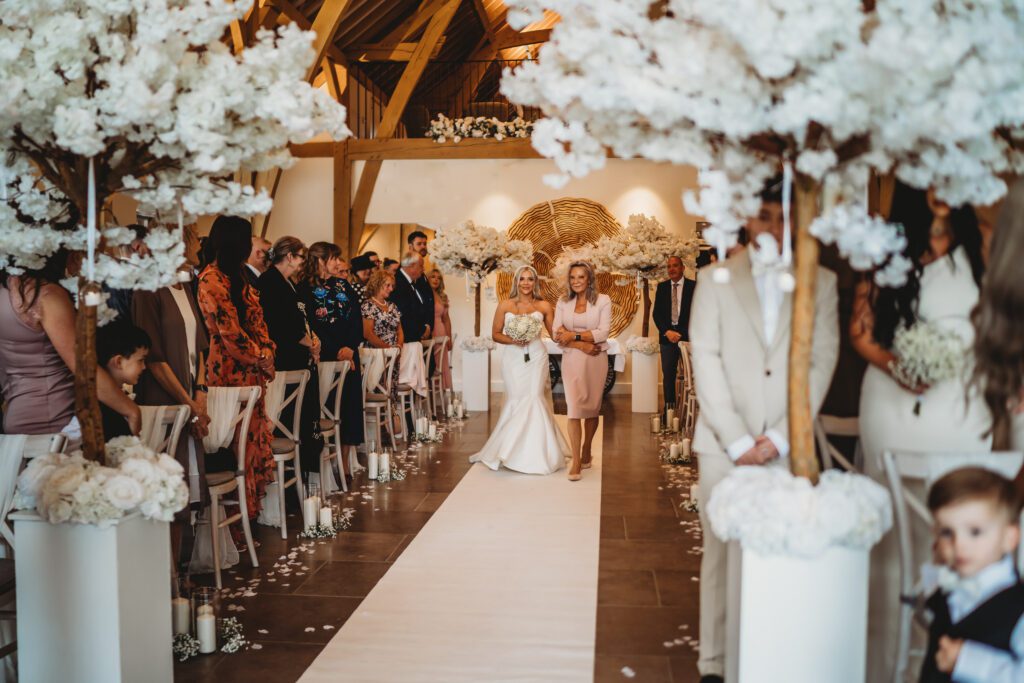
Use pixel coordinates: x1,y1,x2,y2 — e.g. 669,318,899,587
501,0,1024,482
0,0,350,461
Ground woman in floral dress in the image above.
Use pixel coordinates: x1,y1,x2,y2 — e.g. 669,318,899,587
361,269,403,402
197,216,276,519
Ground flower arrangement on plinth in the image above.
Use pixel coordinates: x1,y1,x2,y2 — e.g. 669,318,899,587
428,114,532,143
707,468,892,558
430,221,533,335
625,336,660,355
14,436,189,526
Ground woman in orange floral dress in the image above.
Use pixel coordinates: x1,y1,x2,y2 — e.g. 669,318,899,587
197,216,276,519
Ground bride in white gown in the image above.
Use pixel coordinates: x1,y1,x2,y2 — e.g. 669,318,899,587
469,266,569,474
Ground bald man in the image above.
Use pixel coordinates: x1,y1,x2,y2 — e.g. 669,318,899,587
244,236,271,286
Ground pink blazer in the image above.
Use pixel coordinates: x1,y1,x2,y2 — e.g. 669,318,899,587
554,294,612,346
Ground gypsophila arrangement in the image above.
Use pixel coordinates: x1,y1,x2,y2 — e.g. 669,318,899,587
707,468,893,558
460,336,496,352
298,524,337,539
430,221,533,285
504,314,543,362
428,114,532,143
889,321,965,414
625,336,660,355
172,634,200,662
219,617,248,654
388,467,407,482
14,436,188,526
662,448,692,466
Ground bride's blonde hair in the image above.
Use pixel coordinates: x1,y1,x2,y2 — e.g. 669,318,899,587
509,265,543,301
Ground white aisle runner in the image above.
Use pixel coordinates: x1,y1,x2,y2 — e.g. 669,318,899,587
301,416,602,682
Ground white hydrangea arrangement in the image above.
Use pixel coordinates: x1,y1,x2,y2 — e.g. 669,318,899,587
707,467,893,558
14,436,189,526
459,336,496,352
624,336,659,355
428,114,533,143
431,220,534,284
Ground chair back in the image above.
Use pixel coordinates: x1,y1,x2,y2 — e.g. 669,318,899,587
266,370,310,443
205,386,261,474
420,339,434,366
140,405,190,457
0,433,69,546
319,360,352,423
813,415,861,472
881,449,1024,683
432,336,449,377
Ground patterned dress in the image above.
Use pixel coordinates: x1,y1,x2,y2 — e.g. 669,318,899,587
197,264,276,519
361,298,401,401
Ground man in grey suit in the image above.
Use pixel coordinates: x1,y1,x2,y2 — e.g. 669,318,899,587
689,183,839,682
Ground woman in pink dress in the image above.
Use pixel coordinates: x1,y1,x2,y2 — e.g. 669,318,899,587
553,261,612,481
427,268,453,390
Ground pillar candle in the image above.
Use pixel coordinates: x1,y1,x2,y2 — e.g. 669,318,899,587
319,506,332,528
672,417,680,433
456,403,464,419
378,451,390,482
446,403,454,418
666,408,675,424
690,483,700,503
368,452,379,480
172,597,191,635
428,423,437,439
652,416,661,433
196,613,216,654
302,496,318,530
682,438,692,457
669,443,681,459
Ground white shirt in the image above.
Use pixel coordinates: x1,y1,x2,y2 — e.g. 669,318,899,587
668,277,686,325
400,268,423,303
725,242,788,462
245,263,261,279
168,285,198,381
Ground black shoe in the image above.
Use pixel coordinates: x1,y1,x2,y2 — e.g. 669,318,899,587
699,676,724,683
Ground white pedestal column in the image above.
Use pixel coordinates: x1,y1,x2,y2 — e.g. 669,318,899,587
13,512,174,683
631,350,659,413
462,348,491,412
726,543,869,683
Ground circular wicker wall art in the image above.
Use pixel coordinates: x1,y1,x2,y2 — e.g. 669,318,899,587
496,198,637,339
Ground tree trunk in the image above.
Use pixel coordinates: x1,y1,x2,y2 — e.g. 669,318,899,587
474,282,481,337
787,175,821,484
641,277,651,337
74,293,106,462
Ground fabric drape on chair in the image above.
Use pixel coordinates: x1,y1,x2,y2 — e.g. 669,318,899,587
203,387,244,453
399,341,429,397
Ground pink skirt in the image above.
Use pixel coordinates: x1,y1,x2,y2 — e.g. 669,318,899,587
562,348,606,419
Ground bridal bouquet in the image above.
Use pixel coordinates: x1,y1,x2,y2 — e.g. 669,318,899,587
14,436,189,526
505,314,544,362
888,321,965,414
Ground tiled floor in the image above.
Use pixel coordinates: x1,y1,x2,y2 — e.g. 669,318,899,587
173,395,702,682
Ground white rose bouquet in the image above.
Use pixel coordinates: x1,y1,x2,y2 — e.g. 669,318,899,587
15,436,189,527
888,321,965,414
504,314,544,362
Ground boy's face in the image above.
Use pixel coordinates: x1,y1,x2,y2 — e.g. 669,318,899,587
933,499,1020,578
747,201,785,254
109,348,149,386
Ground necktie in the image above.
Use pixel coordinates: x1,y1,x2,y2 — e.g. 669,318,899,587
671,282,679,326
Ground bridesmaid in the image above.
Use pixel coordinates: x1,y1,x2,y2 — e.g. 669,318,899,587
554,261,612,480
427,268,453,391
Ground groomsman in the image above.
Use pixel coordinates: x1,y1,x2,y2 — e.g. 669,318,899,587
689,182,839,683
407,230,429,260
652,255,696,418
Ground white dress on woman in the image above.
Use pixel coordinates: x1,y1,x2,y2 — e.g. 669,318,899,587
861,245,992,682
469,311,569,474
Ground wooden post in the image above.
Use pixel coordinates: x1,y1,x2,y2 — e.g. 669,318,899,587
641,277,652,337
788,175,822,484
333,140,352,257
74,292,105,462
474,282,482,337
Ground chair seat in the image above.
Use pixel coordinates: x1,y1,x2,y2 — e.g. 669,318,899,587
396,384,413,393
319,418,336,432
365,393,388,403
271,437,296,455
205,471,235,487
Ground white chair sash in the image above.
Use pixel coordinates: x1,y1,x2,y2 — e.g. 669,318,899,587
0,435,28,546
263,375,287,425
139,405,169,451
203,386,245,452
361,347,386,396
399,341,428,396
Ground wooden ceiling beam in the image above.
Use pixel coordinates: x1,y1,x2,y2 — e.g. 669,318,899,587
290,138,544,160
375,0,449,46
345,38,445,62
470,0,499,45
495,28,551,49
303,0,354,82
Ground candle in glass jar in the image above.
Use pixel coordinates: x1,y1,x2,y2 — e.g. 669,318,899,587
196,612,216,653
319,506,332,527
669,443,681,459
666,408,675,424
378,451,390,479
428,422,437,439
302,496,318,529
368,452,379,480
446,403,454,418
172,597,191,635
672,417,680,433
456,403,464,419
682,438,692,457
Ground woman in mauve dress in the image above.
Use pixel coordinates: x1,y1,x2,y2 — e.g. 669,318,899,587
553,261,612,481
427,268,453,391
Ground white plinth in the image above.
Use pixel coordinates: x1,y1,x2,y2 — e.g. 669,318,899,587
631,351,659,413
726,543,868,683
462,349,491,412
13,512,174,683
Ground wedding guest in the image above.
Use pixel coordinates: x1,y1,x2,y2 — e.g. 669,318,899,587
96,321,150,439
257,236,323,476
652,255,696,420
428,268,453,390
362,269,403,402
244,236,271,287
349,254,374,302
0,251,140,435
299,242,364,476
359,251,381,270
105,223,151,321
689,180,839,683
383,258,399,276
408,230,429,259
197,215,276,519
553,261,612,481
852,182,989,683
390,252,434,343
921,467,1024,683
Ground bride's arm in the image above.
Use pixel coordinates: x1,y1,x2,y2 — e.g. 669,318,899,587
541,302,555,337
491,302,524,346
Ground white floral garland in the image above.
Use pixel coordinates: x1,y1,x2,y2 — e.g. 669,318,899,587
460,336,496,352
14,436,189,526
707,467,892,558
624,336,659,355
430,220,533,284
428,114,532,143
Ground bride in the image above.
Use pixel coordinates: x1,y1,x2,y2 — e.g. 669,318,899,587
469,266,569,474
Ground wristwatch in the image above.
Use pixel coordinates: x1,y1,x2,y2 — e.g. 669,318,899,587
574,333,581,342
194,384,208,393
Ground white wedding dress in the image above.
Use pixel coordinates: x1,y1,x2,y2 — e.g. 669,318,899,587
469,312,569,474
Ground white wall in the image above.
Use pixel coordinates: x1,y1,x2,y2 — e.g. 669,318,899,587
264,156,702,394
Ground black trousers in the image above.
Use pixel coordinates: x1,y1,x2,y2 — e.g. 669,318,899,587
660,341,680,416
